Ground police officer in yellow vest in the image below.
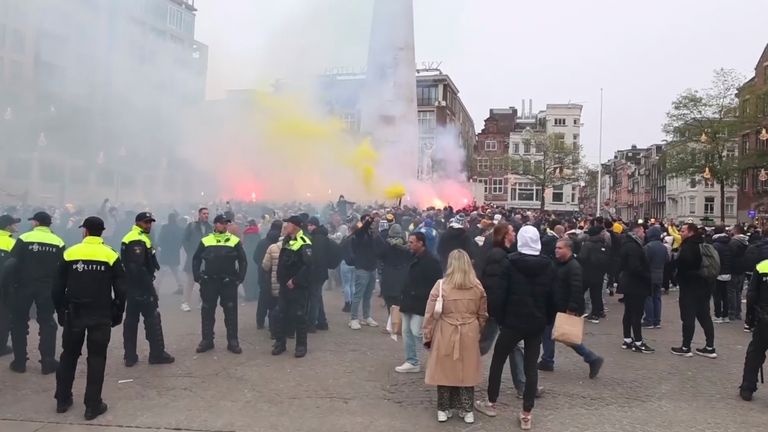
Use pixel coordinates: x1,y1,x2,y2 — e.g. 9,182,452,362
740,258,768,401
192,214,247,354
121,212,174,367
9,211,65,374
272,215,313,358
53,216,125,421
0,214,21,357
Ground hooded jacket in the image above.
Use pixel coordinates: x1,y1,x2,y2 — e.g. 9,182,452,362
618,233,651,296
677,234,704,287
309,225,332,284
374,224,412,298
644,226,669,285
554,256,584,315
729,234,749,275
498,226,555,333
479,245,510,320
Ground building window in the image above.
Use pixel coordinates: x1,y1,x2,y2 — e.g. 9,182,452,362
167,6,184,31
417,86,438,106
492,157,505,172
573,134,579,144
704,179,714,189
552,185,564,203
523,140,531,154
491,178,505,195
570,188,576,203
477,157,489,172
511,182,542,202
479,178,489,195
704,196,715,215
511,141,519,154
741,134,750,156
553,118,566,126
485,140,498,151
725,196,735,216
689,196,696,214
418,111,436,131
342,113,359,131
573,118,580,126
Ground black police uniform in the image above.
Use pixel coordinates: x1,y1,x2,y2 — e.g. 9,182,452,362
9,214,65,373
192,226,247,353
740,258,768,399
0,216,20,357
121,218,173,365
273,226,313,357
53,222,125,419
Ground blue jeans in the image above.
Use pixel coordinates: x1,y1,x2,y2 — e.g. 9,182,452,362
308,281,327,327
540,324,599,367
401,313,424,366
643,283,662,326
351,269,375,320
340,262,355,303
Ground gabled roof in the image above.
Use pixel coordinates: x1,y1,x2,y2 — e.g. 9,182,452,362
756,43,768,70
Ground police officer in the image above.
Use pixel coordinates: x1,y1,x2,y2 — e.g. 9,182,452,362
54,216,125,421
9,211,64,374
740,258,768,401
272,215,313,358
192,214,247,354
121,212,174,366
0,214,21,357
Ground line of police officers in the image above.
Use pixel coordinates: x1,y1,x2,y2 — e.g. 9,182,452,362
0,210,316,419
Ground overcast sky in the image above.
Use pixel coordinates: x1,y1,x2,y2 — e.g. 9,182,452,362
194,0,766,164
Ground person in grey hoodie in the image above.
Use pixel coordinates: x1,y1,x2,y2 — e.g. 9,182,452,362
643,226,669,328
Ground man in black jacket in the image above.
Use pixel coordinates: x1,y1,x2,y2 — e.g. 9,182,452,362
711,225,732,323
538,239,604,378
437,214,472,270
729,225,749,322
619,222,655,353
395,232,442,374
181,208,212,312
307,217,330,332
671,223,716,358
580,225,611,323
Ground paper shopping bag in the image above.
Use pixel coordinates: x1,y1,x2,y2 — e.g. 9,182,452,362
552,312,584,346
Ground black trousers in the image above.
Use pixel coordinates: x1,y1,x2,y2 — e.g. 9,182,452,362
713,279,729,318
123,297,166,360
622,292,645,342
274,288,308,348
11,285,57,362
487,328,541,413
0,300,11,348
741,319,768,392
256,271,276,327
585,274,605,316
200,278,239,343
55,318,111,407
679,286,715,348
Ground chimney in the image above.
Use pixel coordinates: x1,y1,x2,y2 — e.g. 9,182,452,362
529,99,533,117
521,99,525,118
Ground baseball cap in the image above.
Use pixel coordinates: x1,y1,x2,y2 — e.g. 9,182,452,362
79,216,106,233
135,212,156,223
307,216,320,227
28,211,52,226
283,215,303,227
213,214,232,225
0,214,21,229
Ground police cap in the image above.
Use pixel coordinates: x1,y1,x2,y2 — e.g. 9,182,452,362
79,216,106,233
28,211,52,226
135,212,156,223
0,214,21,229
213,214,231,225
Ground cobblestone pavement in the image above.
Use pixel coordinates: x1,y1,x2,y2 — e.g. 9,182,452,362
0,282,765,432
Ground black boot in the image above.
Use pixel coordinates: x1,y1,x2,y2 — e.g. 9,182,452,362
9,359,26,373
342,302,351,313
295,345,307,358
56,398,73,414
196,340,214,353
148,352,175,365
740,387,755,401
271,340,286,356
223,302,239,345
41,358,59,375
84,402,108,421
227,340,242,354
124,356,138,367
146,310,173,363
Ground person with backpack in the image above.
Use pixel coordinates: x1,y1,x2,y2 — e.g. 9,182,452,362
643,225,669,329
671,223,717,359
580,224,611,323
711,225,733,324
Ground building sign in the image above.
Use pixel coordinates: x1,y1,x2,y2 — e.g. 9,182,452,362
748,209,757,219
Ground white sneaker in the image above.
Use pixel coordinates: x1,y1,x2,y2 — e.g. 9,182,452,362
722,317,731,323
349,320,361,330
394,362,420,373
363,317,379,327
437,410,452,422
713,317,722,324
461,412,475,424
180,303,192,312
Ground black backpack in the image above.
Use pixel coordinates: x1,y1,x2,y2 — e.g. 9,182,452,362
581,241,611,275
340,236,355,267
326,240,343,270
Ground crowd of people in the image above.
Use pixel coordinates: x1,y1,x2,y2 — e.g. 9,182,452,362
1,195,768,429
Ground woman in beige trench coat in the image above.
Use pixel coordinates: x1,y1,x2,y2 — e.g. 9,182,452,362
423,249,488,424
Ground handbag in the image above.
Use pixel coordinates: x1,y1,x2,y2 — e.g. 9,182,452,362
434,280,444,318
552,312,584,346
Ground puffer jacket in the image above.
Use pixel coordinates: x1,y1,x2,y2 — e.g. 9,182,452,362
479,245,511,320
729,234,749,274
437,227,472,269
618,233,651,296
644,226,669,285
499,252,556,334
711,233,732,276
261,240,282,297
